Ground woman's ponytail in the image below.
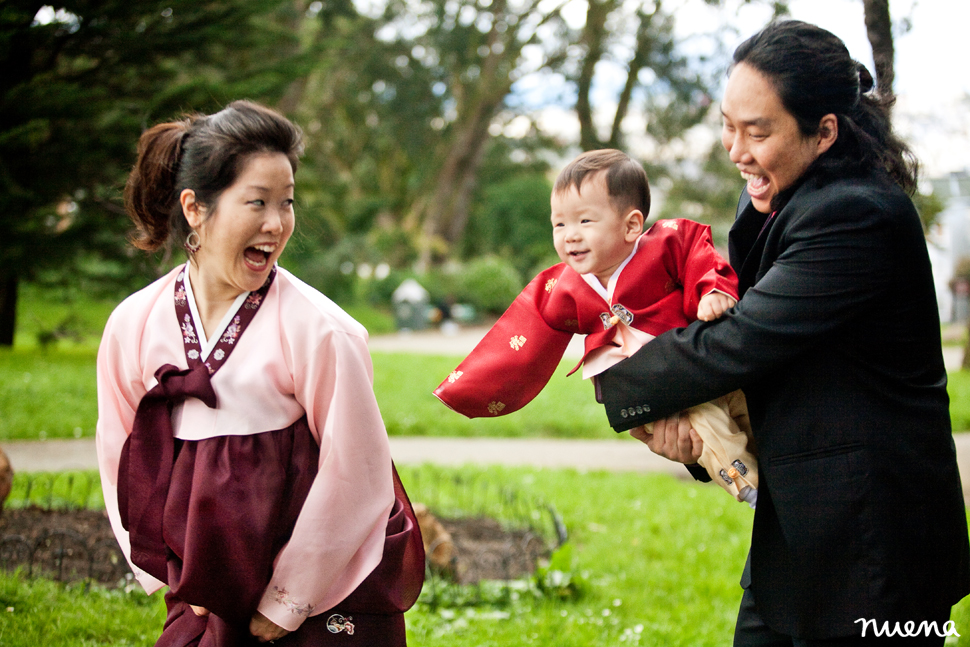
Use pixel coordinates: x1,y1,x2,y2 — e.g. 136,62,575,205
124,119,193,252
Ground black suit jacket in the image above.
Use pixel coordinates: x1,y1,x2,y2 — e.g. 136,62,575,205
599,172,970,638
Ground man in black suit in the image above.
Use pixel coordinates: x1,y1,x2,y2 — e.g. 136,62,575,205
597,21,969,645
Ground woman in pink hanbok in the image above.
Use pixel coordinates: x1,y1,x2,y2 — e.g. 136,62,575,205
96,100,423,646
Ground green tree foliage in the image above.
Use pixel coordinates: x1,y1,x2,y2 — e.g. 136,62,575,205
338,0,572,268
572,0,716,152
655,140,744,244
287,0,739,281
1,0,810,335
463,172,556,279
0,0,311,344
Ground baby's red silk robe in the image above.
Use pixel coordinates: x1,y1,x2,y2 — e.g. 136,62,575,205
434,219,739,419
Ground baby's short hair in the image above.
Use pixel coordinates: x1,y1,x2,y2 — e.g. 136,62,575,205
553,149,650,216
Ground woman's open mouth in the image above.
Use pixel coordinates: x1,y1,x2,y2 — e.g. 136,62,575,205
243,244,275,270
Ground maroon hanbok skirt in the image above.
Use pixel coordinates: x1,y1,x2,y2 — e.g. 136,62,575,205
121,416,424,647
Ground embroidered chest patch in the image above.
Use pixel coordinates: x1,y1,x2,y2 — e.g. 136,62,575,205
327,614,355,635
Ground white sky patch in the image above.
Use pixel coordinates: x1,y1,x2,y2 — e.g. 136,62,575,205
691,0,970,177
528,0,970,178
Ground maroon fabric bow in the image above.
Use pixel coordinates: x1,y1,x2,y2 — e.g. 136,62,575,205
118,362,217,582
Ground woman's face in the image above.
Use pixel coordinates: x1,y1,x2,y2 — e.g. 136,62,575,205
186,152,295,298
720,62,832,214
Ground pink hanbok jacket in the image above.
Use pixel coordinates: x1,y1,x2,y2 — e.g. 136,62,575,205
96,264,393,632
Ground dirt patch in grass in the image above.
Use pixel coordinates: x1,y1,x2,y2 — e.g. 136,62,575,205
0,507,127,584
0,507,547,587
439,515,547,583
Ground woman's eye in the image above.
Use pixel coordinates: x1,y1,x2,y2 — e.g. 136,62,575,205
249,200,265,207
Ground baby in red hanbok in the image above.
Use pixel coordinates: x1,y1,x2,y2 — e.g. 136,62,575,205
434,149,758,506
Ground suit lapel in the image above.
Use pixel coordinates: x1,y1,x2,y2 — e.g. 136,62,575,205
729,191,776,295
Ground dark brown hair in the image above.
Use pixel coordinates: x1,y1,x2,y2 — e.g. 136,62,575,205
124,100,304,252
553,149,651,217
733,20,918,196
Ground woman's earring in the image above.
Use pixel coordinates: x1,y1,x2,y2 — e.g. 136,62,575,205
185,230,201,255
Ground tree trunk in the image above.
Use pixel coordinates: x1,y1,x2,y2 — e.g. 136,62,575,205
421,107,496,253
608,7,658,149
576,0,614,151
417,0,524,265
0,272,17,347
862,0,895,100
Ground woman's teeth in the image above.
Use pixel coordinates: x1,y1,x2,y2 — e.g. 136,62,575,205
244,245,273,267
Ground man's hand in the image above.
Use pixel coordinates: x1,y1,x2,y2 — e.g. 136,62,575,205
697,292,737,322
250,611,290,643
629,412,703,464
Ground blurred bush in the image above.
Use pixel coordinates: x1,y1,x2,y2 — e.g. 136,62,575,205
455,256,523,315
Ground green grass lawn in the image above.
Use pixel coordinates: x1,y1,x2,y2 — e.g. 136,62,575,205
2,465,969,646
1,283,969,440
0,466,750,646
951,370,970,433
2,345,969,441
373,352,608,437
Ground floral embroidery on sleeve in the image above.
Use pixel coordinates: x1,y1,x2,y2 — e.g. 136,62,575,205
545,278,557,292
448,370,463,383
661,220,679,230
487,401,506,415
509,335,527,351
271,586,314,617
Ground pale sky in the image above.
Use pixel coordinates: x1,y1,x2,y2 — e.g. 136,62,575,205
532,0,970,180
721,0,970,179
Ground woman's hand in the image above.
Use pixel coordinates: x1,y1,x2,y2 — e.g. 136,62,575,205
190,605,210,617
250,611,290,643
630,412,703,465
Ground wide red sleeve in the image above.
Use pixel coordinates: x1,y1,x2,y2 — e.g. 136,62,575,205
652,219,738,320
433,266,577,418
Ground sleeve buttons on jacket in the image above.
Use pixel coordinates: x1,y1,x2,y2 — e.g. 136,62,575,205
619,405,650,419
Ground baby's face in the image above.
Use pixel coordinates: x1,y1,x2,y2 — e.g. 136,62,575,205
551,172,641,286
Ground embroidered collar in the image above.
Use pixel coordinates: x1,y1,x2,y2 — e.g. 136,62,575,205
174,263,276,375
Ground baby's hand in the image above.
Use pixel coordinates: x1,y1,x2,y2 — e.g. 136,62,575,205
697,293,737,322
